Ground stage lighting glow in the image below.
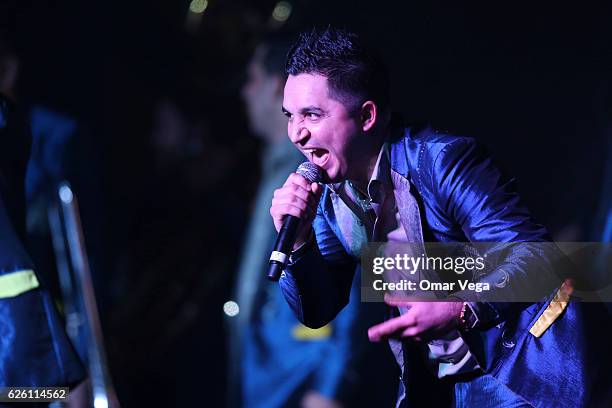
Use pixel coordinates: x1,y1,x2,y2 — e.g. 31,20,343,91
223,300,240,317
189,0,208,14
272,1,292,22
59,184,74,204
93,396,108,408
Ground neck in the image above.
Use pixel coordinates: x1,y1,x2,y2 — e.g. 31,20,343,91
351,154,379,191
349,128,388,192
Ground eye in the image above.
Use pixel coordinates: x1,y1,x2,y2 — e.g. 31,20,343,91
306,112,320,120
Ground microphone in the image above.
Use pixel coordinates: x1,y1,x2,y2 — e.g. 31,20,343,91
267,161,323,281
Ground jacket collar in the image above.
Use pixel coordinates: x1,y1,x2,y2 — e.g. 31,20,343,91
389,127,412,180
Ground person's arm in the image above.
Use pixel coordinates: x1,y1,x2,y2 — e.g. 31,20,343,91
430,137,560,328
278,193,357,328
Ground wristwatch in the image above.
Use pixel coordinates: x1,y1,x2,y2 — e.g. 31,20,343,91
458,302,479,331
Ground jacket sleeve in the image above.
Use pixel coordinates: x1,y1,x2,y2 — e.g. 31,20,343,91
310,267,364,401
278,193,357,329
430,137,562,328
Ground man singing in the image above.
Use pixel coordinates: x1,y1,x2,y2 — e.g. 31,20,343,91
270,27,606,407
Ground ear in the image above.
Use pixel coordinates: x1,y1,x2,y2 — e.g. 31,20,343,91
360,101,378,132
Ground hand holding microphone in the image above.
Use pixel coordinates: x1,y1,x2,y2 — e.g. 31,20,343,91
268,162,323,281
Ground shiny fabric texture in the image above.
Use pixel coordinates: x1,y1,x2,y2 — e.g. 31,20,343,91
454,374,531,408
0,288,85,388
280,126,612,407
0,94,85,388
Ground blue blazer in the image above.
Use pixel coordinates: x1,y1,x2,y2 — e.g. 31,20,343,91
280,126,611,407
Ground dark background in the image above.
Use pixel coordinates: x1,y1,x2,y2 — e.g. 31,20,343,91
1,0,610,406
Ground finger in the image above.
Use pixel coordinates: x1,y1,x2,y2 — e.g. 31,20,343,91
311,182,324,199
272,195,312,213
274,185,311,203
271,200,312,221
271,203,312,220
368,314,417,342
384,292,414,307
275,187,320,218
285,173,312,191
400,326,422,339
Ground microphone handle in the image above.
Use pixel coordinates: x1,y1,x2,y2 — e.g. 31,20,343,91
267,215,299,281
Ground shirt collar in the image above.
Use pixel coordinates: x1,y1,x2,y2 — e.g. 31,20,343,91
367,142,391,204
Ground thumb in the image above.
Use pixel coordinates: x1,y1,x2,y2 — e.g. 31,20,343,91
312,182,324,199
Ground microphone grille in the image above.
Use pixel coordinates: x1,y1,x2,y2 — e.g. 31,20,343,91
296,161,323,183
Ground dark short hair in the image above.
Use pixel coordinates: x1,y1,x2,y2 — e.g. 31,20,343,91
285,27,390,114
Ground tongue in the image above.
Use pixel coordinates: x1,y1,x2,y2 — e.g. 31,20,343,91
313,149,328,165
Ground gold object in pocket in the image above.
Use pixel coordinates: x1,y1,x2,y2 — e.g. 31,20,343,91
529,279,574,338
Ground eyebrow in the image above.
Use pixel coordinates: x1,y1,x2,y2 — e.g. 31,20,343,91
281,106,325,116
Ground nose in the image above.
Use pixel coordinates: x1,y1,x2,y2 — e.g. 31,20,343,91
289,124,310,146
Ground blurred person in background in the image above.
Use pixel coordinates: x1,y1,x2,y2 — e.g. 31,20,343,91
226,34,395,408
0,33,85,394
104,71,255,404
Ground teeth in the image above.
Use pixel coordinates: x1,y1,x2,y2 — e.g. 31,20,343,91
304,149,316,161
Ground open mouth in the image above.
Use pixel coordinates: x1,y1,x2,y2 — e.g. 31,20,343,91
303,148,330,168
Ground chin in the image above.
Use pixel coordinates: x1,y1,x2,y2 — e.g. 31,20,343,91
324,169,345,184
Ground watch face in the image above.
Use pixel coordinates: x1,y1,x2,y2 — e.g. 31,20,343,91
465,303,479,329
459,302,476,330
